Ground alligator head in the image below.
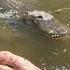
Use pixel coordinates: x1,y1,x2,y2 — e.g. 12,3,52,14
28,10,70,37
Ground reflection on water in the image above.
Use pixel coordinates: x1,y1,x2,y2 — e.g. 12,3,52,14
0,0,70,70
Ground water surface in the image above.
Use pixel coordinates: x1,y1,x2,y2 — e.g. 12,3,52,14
0,0,70,70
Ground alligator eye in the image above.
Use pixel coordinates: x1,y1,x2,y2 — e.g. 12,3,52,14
38,16,43,18
38,16,42,18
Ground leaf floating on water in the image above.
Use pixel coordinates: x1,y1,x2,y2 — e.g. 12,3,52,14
55,68,60,70
2,26,6,29
56,9,63,12
67,24,69,26
55,9,63,13
43,67,46,70
63,48,67,53
52,52,58,55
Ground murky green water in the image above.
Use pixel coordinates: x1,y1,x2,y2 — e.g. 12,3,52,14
0,0,70,70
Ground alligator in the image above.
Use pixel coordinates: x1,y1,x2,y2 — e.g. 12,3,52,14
0,0,69,37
